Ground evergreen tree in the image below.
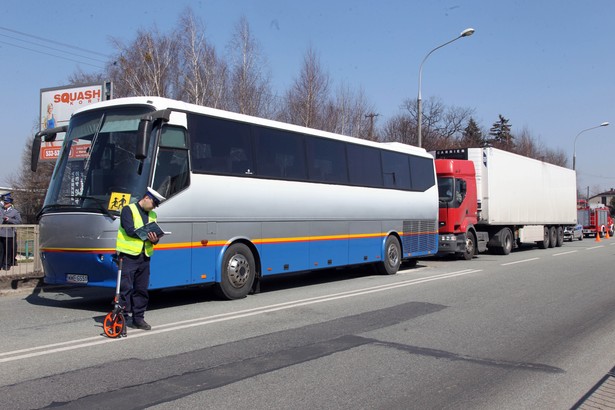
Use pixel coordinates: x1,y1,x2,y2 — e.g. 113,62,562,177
488,114,513,149
460,117,484,147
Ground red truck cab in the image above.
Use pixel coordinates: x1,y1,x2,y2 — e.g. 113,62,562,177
435,159,487,259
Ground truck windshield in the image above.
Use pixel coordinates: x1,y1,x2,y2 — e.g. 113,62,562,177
42,106,156,216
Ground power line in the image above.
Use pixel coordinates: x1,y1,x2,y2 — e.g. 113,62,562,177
0,40,105,69
0,33,108,64
0,25,108,57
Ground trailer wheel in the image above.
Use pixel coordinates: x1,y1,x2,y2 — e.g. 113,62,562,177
462,231,476,260
499,228,513,255
548,226,557,248
377,236,401,275
216,243,256,300
555,226,564,247
538,227,550,249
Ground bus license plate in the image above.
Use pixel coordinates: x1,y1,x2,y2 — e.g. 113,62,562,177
66,274,88,284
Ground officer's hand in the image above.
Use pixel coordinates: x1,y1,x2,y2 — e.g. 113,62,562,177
147,231,159,244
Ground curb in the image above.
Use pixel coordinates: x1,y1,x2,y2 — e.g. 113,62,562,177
0,273,44,292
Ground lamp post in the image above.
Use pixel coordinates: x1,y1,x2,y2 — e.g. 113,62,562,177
572,122,609,170
417,27,474,148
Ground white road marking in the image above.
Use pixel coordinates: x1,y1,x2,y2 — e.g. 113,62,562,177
0,269,482,363
501,258,539,266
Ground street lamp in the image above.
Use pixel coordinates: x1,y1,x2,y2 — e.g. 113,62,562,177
572,122,609,170
417,27,475,148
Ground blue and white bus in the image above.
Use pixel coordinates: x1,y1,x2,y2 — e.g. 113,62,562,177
32,97,438,299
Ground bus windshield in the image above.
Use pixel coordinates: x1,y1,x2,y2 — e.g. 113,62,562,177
42,106,156,216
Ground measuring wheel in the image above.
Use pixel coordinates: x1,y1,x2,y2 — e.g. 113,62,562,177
103,311,126,338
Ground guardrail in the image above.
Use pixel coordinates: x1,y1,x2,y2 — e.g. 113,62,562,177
0,224,42,279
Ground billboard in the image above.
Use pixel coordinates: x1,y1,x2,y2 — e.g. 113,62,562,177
39,82,112,160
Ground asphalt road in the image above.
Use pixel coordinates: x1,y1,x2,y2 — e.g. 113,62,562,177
1,238,615,409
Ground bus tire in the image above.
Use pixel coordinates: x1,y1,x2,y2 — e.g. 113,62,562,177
216,243,256,300
377,236,401,275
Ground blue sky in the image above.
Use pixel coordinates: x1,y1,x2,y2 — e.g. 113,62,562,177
2,0,614,193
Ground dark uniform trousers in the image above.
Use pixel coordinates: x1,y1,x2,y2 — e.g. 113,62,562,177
119,252,151,320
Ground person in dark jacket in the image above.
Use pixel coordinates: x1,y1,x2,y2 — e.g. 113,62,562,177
116,187,165,330
0,194,22,270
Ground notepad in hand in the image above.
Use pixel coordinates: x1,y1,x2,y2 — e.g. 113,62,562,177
134,222,166,241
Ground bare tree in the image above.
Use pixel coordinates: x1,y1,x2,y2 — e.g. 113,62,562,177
382,97,473,150
176,9,228,108
67,69,107,87
108,27,180,98
512,127,539,158
8,136,54,223
316,83,375,139
227,16,273,117
281,47,330,129
381,114,415,145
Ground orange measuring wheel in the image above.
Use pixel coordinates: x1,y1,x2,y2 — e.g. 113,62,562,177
103,311,126,338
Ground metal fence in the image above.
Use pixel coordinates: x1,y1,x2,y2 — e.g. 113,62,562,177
0,224,42,278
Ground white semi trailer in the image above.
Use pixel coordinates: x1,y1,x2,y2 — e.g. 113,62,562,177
435,147,578,255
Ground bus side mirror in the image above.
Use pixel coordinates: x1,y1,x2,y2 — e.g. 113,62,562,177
31,125,67,172
31,134,42,172
136,116,153,160
136,109,171,160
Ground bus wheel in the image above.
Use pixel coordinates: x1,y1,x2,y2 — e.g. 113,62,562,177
216,243,256,300
377,236,401,275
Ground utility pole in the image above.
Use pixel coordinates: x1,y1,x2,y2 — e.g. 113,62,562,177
365,113,379,140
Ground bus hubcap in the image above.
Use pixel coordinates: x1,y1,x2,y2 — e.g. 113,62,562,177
227,255,250,288
387,244,399,266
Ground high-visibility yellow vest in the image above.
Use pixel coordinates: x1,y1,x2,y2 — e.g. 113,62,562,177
116,203,157,257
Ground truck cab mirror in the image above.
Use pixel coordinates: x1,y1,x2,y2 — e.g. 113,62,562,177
459,180,467,195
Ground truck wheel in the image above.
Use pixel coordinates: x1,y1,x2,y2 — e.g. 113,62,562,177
215,243,256,300
462,231,476,260
538,227,550,249
376,236,401,275
548,226,556,248
555,226,564,247
499,228,513,255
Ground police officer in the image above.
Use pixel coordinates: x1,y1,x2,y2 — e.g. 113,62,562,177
116,187,165,330
0,194,21,270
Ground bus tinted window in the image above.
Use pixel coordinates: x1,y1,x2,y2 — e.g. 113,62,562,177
306,137,348,184
410,155,435,191
188,114,253,176
254,126,306,180
382,150,412,190
347,144,383,187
